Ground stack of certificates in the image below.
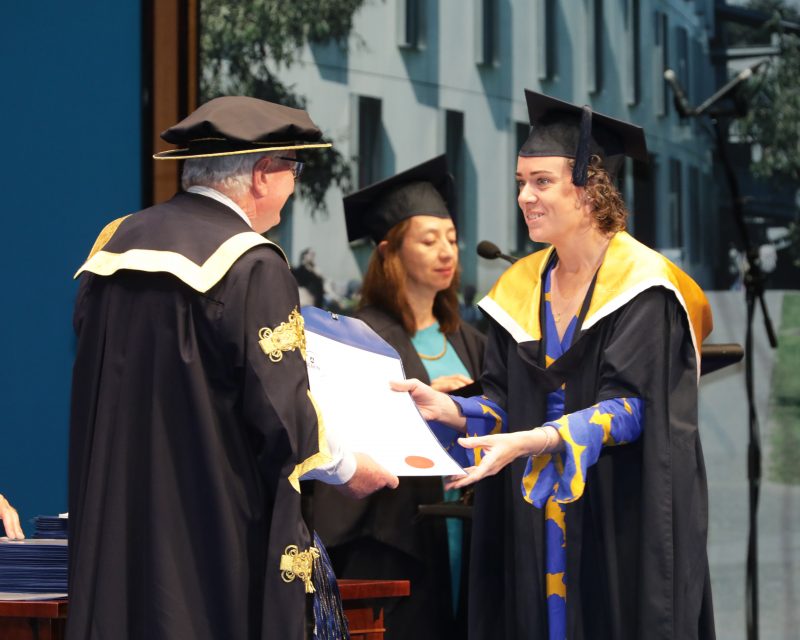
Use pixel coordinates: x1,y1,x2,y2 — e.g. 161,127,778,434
31,515,68,539
0,516,68,595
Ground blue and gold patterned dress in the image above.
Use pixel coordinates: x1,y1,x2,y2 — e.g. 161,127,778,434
432,232,714,639
444,264,644,639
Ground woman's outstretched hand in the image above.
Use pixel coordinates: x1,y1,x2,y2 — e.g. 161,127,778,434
445,429,547,490
390,378,466,431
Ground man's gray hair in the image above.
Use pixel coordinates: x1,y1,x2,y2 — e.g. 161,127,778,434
181,151,278,196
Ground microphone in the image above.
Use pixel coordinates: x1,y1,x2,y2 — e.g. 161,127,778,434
694,59,768,116
663,69,693,117
700,343,744,376
477,240,517,265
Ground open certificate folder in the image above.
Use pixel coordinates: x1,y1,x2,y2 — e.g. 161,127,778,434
302,307,466,477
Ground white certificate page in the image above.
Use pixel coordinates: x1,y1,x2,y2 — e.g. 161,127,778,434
306,330,466,477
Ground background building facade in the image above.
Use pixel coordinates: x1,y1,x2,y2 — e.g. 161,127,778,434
273,0,720,295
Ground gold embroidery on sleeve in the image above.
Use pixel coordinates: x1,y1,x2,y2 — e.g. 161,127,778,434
280,544,320,593
288,390,333,492
258,307,307,363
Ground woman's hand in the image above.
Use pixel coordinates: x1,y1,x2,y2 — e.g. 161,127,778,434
445,427,556,490
390,378,466,431
0,493,24,540
430,374,473,393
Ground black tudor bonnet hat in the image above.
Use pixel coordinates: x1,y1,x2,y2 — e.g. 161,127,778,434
154,96,332,160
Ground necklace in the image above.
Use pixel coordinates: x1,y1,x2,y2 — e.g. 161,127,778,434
417,334,448,360
553,308,572,323
550,273,584,323
550,271,591,323
550,241,609,323
551,294,581,323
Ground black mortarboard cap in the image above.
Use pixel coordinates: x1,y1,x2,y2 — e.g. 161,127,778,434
153,96,332,160
344,155,454,244
520,90,648,185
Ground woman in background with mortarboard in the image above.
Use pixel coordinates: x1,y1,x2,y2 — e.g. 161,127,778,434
394,92,716,639
314,155,485,640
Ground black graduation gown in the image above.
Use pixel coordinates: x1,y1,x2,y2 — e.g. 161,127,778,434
68,193,328,640
469,232,716,640
314,306,486,640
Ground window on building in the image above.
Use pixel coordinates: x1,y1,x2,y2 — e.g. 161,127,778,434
632,153,657,248
356,96,382,188
669,158,683,250
676,26,689,101
587,0,604,94
536,0,556,80
445,110,465,235
475,0,498,66
654,11,668,116
444,109,477,286
397,0,422,49
691,37,705,112
625,0,641,105
688,165,702,263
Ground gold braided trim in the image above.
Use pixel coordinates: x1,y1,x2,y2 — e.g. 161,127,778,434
287,390,333,493
258,308,306,363
74,232,284,293
85,215,132,262
280,544,320,593
153,142,332,160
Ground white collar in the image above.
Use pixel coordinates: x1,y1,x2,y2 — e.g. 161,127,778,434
186,185,252,228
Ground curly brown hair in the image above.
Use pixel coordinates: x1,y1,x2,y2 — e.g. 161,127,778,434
570,155,629,234
359,218,463,336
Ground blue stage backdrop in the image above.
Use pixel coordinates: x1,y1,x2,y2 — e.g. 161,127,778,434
0,2,142,524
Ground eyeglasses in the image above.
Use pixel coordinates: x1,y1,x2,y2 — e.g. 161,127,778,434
277,156,305,180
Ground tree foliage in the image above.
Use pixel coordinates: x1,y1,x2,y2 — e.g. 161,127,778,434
736,0,800,181
199,0,369,213
726,0,800,46
736,3,800,182
725,2,800,267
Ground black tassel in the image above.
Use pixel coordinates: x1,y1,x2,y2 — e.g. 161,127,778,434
572,105,593,186
312,532,350,640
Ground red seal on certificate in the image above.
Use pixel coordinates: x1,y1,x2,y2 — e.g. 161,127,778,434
404,455,435,469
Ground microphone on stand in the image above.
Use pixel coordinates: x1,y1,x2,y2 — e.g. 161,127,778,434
693,59,768,116
663,69,693,117
477,240,518,265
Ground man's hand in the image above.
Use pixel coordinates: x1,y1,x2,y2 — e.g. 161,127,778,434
0,493,24,540
335,453,399,499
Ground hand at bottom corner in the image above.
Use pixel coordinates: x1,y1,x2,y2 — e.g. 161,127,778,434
336,453,399,500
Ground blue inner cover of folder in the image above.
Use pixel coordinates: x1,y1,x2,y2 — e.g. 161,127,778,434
302,306,401,360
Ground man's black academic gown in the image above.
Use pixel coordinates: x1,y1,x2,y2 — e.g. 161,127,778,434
469,232,716,639
68,192,329,640
314,306,486,640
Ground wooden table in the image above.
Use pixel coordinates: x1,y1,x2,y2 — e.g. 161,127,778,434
0,599,67,640
338,579,411,639
0,579,410,640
